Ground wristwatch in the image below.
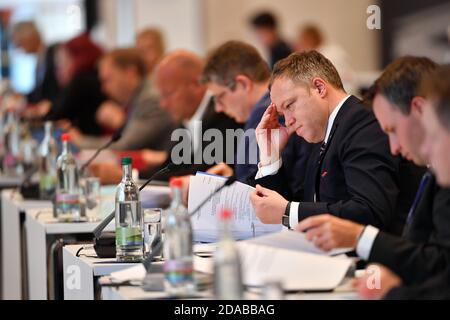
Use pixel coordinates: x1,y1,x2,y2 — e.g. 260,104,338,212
282,202,291,229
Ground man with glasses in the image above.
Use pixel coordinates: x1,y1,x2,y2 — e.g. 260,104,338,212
200,40,311,187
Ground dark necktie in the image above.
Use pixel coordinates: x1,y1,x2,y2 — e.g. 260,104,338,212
314,141,327,202
406,172,431,225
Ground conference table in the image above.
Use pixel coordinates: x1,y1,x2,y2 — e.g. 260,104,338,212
1,182,360,301
1,189,51,299
0,186,115,300
63,244,359,301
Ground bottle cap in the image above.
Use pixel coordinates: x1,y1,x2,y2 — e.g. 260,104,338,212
169,177,183,188
121,157,132,165
219,208,233,220
61,133,71,142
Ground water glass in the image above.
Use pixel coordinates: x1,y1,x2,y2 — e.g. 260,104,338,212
143,208,162,260
82,177,101,222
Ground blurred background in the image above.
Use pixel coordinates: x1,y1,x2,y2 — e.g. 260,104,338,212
1,0,449,94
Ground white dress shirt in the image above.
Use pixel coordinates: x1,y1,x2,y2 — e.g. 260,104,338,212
182,91,212,154
355,225,380,260
255,95,351,229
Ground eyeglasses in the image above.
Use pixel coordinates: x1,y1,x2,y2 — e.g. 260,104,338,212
212,80,236,105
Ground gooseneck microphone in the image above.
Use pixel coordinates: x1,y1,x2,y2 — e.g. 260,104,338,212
92,162,177,239
79,131,122,175
142,175,237,271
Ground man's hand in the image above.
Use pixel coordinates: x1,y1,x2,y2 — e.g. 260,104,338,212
352,264,403,299
250,184,288,224
255,103,294,166
295,214,365,251
207,163,234,177
22,100,51,119
141,149,168,168
89,163,122,185
96,101,126,131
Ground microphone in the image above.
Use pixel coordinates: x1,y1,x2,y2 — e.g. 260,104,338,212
19,166,40,199
142,175,237,271
79,131,122,175
92,162,176,239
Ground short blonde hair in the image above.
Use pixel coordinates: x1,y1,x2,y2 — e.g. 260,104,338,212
270,50,344,90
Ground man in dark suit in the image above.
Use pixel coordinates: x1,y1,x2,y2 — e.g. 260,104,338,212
294,57,450,289
12,21,60,104
354,65,450,299
198,40,311,187
250,50,422,234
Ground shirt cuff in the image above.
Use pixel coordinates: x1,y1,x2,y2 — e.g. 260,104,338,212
289,202,300,229
255,158,283,179
356,225,379,260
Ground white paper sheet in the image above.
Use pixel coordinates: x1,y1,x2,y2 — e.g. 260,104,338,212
188,173,282,242
246,230,352,256
237,241,352,291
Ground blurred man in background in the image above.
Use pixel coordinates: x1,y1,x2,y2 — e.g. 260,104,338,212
294,23,354,92
11,21,60,104
249,11,292,69
90,50,241,184
135,27,165,77
71,48,176,152
94,28,167,136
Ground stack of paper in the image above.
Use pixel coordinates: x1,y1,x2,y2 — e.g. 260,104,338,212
188,172,282,242
194,230,353,291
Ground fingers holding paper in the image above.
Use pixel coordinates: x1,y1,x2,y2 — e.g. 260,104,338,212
250,184,288,224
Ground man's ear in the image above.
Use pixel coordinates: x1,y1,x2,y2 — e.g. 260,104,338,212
312,78,327,98
235,74,252,92
411,96,425,117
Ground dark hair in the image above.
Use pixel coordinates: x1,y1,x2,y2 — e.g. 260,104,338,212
365,56,437,114
250,11,277,29
419,64,450,131
104,48,147,78
201,40,270,86
270,50,344,90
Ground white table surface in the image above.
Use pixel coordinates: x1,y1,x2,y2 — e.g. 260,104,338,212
25,208,115,300
101,276,358,301
1,189,51,300
63,244,139,300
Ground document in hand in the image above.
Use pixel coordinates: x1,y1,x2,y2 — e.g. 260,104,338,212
188,172,282,242
194,230,353,291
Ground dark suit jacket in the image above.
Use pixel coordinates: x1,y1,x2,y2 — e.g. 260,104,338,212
44,68,105,136
251,95,421,232
27,43,60,104
142,96,243,179
385,270,450,299
368,174,450,285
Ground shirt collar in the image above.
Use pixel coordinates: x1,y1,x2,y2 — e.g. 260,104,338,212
183,90,212,130
324,95,351,144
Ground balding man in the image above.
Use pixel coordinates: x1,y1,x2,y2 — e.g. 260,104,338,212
90,50,241,184
142,49,243,178
12,21,60,103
